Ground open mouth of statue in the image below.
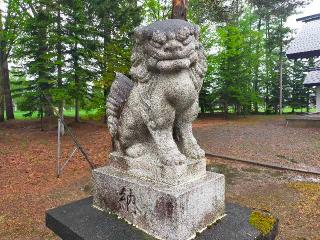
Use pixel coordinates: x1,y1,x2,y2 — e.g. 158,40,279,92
145,46,198,71
154,50,198,71
146,42,196,61
156,58,191,71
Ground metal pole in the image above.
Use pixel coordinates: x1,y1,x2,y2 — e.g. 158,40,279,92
57,118,61,177
279,18,283,115
42,93,95,169
316,86,320,113
62,119,95,169
60,147,78,172
280,54,283,115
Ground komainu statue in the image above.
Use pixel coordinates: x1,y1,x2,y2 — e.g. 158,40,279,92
107,19,207,182
94,19,225,240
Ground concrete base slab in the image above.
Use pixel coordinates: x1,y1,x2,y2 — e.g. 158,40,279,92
46,197,278,240
92,166,225,240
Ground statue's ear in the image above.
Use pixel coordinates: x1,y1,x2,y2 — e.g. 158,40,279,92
134,26,144,43
198,46,208,73
130,61,150,83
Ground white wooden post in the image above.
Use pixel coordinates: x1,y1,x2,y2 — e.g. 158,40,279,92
316,86,320,113
57,119,61,177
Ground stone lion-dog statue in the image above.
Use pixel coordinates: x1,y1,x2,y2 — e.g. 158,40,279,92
107,19,207,168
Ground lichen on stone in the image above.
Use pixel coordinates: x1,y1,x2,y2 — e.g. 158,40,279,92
249,210,276,236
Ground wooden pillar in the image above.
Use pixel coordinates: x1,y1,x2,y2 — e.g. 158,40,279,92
171,0,188,20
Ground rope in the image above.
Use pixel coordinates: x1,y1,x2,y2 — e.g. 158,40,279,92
41,93,96,170
205,152,320,176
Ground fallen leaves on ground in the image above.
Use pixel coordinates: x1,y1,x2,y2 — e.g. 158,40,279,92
0,116,319,239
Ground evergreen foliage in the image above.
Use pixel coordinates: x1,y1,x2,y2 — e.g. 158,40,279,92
0,0,315,122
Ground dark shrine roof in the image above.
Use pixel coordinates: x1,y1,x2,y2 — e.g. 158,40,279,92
286,14,320,59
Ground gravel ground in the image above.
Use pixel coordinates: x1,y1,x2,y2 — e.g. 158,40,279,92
194,115,320,172
0,120,110,240
206,157,320,240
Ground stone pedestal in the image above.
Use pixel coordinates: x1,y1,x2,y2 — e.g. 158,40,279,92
92,166,225,240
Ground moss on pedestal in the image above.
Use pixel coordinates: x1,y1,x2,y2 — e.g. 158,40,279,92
249,210,276,236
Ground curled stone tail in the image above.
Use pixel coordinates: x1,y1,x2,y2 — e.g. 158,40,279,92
107,73,134,138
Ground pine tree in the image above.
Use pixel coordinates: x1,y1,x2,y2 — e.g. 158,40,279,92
63,0,89,122
210,12,262,114
89,0,142,122
0,0,22,120
143,0,171,23
249,0,310,113
13,0,56,117
287,60,310,112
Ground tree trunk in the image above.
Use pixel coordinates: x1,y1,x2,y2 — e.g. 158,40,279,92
2,59,14,119
279,18,283,115
40,106,44,131
37,7,54,118
104,88,108,123
224,102,228,115
75,98,80,122
43,95,54,117
200,102,205,113
74,44,80,123
0,8,4,122
171,0,188,20
236,104,241,115
0,73,4,122
265,19,271,114
253,18,262,113
57,6,64,134
103,23,109,124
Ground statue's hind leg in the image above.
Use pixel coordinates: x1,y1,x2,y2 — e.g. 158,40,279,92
175,101,205,160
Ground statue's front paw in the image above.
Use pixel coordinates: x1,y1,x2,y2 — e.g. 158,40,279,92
184,144,205,160
160,150,187,166
126,143,145,158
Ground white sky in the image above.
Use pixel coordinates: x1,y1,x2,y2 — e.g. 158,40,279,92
285,0,320,31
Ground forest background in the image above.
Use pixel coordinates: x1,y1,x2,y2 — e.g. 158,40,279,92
0,0,317,123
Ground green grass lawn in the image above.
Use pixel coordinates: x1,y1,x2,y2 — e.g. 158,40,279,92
12,109,100,120
282,107,316,113
9,107,317,121
13,111,39,120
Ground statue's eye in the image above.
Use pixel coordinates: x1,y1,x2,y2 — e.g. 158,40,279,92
183,36,193,45
152,31,166,44
177,27,191,42
149,40,162,48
